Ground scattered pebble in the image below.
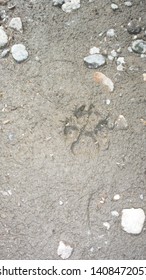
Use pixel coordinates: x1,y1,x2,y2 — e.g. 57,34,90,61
111,210,119,217
117,64,124,71
115,115,128,130
132,40,146,54
1,48,10,58
105,99,111,105
124,1,132,7
127,20,142,35
103,222,110,230
117,56,125,65
111,49,117,57
3,119,10,124
107,118,115,130
52,0,64,7
128,46,133,52
0,26,8,48
94,72,114,92
143,73,146,81
121,208,145,234
8,132,14,141
84,54,106,69
89,46,100,55
9,17,23,32
11,44,29,62
62,0,80,13
57,241,73,259
90,247,94,252
106,29,115,37
100,197,106,204
111,3,119,10
59,200,63,205
116,56,125,71
108,55,114,61
140,194,144,200
0,9,7,22
8,4,16,10
113,194,120,201
141,54,146,58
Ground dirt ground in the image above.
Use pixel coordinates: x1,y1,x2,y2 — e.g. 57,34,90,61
0,0,146,259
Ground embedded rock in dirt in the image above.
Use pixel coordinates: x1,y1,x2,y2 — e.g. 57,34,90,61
111,3,119,10
11,44,28,62
121,208,145,234
115,115,128,130
124,1,132,7
52,0,64,7
9,17,23,32
132,40,146,54
94,72,114,92
127,20,142,35
62,0,80,13
106,28,115,37
1,48,10,58
57,241,73,259
0,27,8,48
84,54,106,69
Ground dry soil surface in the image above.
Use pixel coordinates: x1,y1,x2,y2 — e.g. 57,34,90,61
0,0,146,259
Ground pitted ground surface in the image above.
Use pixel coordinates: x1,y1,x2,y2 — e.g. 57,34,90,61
0,0,146,259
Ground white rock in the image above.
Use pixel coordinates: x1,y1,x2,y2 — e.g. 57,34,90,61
115,115,128,130
1,48,10,58
103,222,110,230
89,46,100,55
141,54,146,58
11,44,28,62
0,27,8,48
9,17,23,32
59,200,63,205
117,56,125,65
121,208,145,234
111,49,117,57
57,241,73,259
113,194,120,201
124,1,132,7
128,46,133,52
117,64,124,71
140,194,144,200
107,29,115,37
106,99,111,105
52,0,64,6
62,0,80,13
111,210,119,217
111,3,119,10
84,54,106,69
108,55,114,61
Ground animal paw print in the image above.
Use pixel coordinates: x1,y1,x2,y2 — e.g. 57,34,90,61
63,104,110,156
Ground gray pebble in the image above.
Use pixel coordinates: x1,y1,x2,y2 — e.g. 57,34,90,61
115,115,128,130
0,27,8,48
52,0,64,7
132,40,146,54
84,54,106,69
127,20,141,35
11,44,29,62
